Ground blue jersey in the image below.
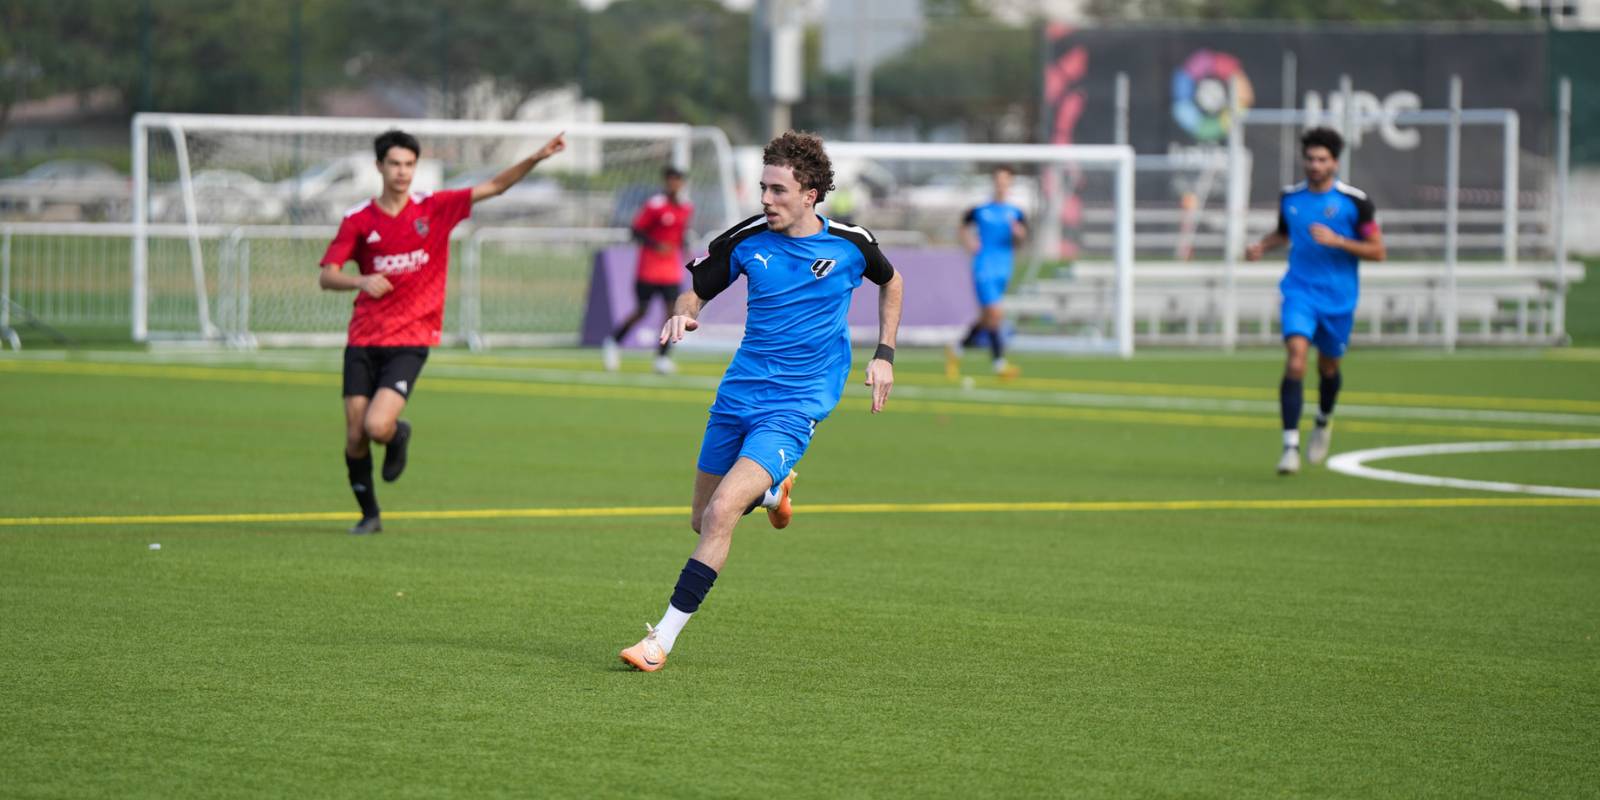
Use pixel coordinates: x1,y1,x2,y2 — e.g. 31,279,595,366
688,214,897,422
964,201,1027,279
1277,180,1378,314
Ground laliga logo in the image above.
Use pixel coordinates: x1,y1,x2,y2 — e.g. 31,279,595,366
1171,49,1253,143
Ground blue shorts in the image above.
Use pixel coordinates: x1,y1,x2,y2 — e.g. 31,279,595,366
975,274,1009,307
696,410,816,488
1281,295,1354,358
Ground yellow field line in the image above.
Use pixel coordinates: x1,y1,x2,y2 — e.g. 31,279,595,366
3,496,1596,528
2,358,1591,441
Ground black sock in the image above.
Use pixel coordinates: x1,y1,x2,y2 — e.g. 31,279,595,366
1318,371,1342,423
658,340,671,357
346,453,379,519
610,320,633,342
1280,377,1303,438
668,558,718,614
961,324,983,348
990,327,1004,361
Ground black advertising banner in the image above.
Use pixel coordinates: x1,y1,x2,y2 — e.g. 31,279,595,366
1042,24,1550,212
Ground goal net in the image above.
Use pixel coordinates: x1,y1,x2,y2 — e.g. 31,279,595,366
131,114,738,347
755,141,1136,358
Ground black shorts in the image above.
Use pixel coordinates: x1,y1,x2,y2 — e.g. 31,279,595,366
635,280,679,309
343,346,429,399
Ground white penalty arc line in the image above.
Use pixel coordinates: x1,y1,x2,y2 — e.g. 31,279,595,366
1326,439,1600,498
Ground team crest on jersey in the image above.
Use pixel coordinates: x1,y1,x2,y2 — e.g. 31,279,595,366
414,217,430,236
1323,203,1337,219
809,258,837,279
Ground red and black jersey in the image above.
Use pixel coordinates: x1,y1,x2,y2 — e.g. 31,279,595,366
319,189,472,346
631,193,694,285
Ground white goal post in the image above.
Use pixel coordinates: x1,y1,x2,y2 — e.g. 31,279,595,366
130,113,739,345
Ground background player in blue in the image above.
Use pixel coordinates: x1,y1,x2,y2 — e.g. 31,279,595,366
1247,127,1386,475
619,131,905,672
948,164,1027,380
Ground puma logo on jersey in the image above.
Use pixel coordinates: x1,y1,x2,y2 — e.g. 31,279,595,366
752,253,772,269
809,259,836,278
366,231,382,244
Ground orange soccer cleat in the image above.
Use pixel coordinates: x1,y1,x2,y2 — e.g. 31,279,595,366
619,624,667,672
767,470,797,530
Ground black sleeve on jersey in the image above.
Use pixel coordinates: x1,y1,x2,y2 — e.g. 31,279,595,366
1016,210,1028,227
687,213,766,302
962,207,977,225
1276,194,1289,236
1353,194,1377,232
831,225,897,286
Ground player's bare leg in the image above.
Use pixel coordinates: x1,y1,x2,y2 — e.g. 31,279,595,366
1308,352,1342,465
343,395,382,533
1278,336,1311,475
622,460,771,672
363,388,411,482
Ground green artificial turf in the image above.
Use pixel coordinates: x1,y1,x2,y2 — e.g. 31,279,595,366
2,348,1597,798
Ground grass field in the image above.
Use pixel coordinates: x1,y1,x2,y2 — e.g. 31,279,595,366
2,346,1597,798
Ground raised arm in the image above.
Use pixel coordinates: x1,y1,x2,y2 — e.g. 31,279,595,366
470,132,566,204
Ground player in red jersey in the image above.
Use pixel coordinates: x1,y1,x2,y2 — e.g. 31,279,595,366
602,165,695,374
318,129,565,534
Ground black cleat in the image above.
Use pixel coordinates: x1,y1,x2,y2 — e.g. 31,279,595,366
382,420,411,482
349,515,383,535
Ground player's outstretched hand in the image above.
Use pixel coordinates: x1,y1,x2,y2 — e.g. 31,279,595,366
1309,223,1341,247
660,314,699,345
538,132,566,161
360,274,393,298
864,359,894,414
1244,241,1264,261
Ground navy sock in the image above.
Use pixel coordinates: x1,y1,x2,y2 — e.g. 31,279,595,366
961,324,983,348
1279,377,1303,435
1318,371,1342,421
990,327,1004,360
345,453,379,519
668,558,719,614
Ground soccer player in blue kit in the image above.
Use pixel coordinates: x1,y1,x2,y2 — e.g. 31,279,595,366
619,131,905,672
1247,128,1385,475
948,164,1027,380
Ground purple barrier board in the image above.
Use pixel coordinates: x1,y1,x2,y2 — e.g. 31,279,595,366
580,244,978,348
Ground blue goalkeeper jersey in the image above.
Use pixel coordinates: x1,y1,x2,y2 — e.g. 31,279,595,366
1277,180,1378,314
688,214,897,422
964,201,1027,279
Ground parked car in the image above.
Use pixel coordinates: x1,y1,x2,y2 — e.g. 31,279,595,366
445,167,562,221
279,153,443,221
0,159,128,220
151,169,288,224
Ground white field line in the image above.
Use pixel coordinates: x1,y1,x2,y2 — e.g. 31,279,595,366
1326,439,1600,498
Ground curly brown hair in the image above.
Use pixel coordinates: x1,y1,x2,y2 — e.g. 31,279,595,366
762,130,835,203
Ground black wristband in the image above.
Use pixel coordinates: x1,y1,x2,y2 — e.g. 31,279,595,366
873,344,895,364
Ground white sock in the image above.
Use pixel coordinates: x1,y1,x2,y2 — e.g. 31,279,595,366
1283,429,1301,448
655,605,693,653
993,357,1008,372
761,484,782,509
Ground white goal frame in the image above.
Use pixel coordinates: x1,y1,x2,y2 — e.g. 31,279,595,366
130,113,738,344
